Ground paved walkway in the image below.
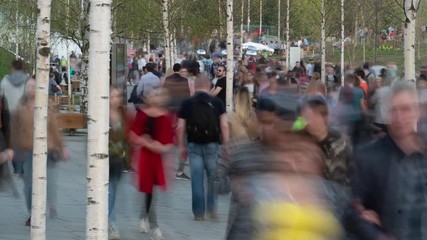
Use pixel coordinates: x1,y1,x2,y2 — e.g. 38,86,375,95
0,134,230,240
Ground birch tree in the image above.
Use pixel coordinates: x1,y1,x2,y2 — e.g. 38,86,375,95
259,0,262,43
340,0,344,85
32,0,52,238
277,0,281,41
320,0,326,83
403,0,421,81
247,0,250,32
226,0,234,112
80,0,90,115
86,0,111,239
240,0,244,58
286,0,290,70
162,0,171,71
14,0,19,59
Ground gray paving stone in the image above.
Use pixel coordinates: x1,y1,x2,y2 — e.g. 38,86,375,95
0,135,230,240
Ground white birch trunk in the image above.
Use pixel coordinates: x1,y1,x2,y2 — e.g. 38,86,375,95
219,0,223,39
403,0,420,81
259,0,262,43
226,0,234,112
286,0,290,70
354,16,358,47
15,1,19,60
147,34,151,53
67,50,72,104
321,0,326,83
162,0,171,71
362,4,366,63
32,0,52,238
80,0,90,115
173,28,178,64
278,0,281,41
247,0,250,32
340,0,345,86
86,0,111,239
66,0,71,106
240,0,244,58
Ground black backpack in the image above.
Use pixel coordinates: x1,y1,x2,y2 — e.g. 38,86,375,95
187,95,220,143
128,85,143,104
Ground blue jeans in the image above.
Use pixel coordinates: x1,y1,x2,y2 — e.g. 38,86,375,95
22,151,57,213
108,159,123,224
12,159,24,175
188,143,219,217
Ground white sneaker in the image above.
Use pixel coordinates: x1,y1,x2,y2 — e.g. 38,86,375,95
109,224,120,240
151,228,165,240
139,218,149,233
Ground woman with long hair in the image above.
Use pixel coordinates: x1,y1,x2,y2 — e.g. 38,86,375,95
108,87,129,239
228,87,258,143
217,87,258,195
129,87,174,240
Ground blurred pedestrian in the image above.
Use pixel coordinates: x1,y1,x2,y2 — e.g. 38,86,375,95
163,63,192,181
0,60,28,176
13,78,67,226
0,87,15,195
226,97,348,240
299,95,353,186
129,86,174,240
228,87,258,144
347,81,427,240
108,87,129,239
339,74,366,145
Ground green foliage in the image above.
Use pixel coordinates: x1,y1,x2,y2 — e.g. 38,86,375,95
0,47,14,80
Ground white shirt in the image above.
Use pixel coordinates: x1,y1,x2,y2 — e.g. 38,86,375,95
306,63,314,77
137,58,146,70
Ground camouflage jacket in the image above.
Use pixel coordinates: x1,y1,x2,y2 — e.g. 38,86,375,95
318,130,353,186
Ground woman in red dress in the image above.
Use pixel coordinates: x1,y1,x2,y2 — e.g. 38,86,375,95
129,87,174,240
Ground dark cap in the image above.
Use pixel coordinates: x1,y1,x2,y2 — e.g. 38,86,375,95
363,62,370,69
212,53,222,59
297,94,328,113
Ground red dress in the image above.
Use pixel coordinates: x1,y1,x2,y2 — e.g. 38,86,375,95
131,109,174,194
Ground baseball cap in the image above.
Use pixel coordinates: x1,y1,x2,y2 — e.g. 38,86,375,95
212,53,222,59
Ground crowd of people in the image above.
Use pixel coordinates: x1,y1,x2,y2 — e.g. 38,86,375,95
122,46,427,240
2,47,427,240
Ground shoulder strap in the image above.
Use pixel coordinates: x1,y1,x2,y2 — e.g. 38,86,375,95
365,72,371,79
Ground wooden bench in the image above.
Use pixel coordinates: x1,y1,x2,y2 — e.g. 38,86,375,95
58,96,70,106
56,112,86,135
72,80,81,92
49,95,72,106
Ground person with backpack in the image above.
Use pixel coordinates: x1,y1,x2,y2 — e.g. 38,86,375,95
363,62,376,86
177,73,229,221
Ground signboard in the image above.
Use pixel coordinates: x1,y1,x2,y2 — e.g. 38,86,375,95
111,44,127,104
289,47,303,69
